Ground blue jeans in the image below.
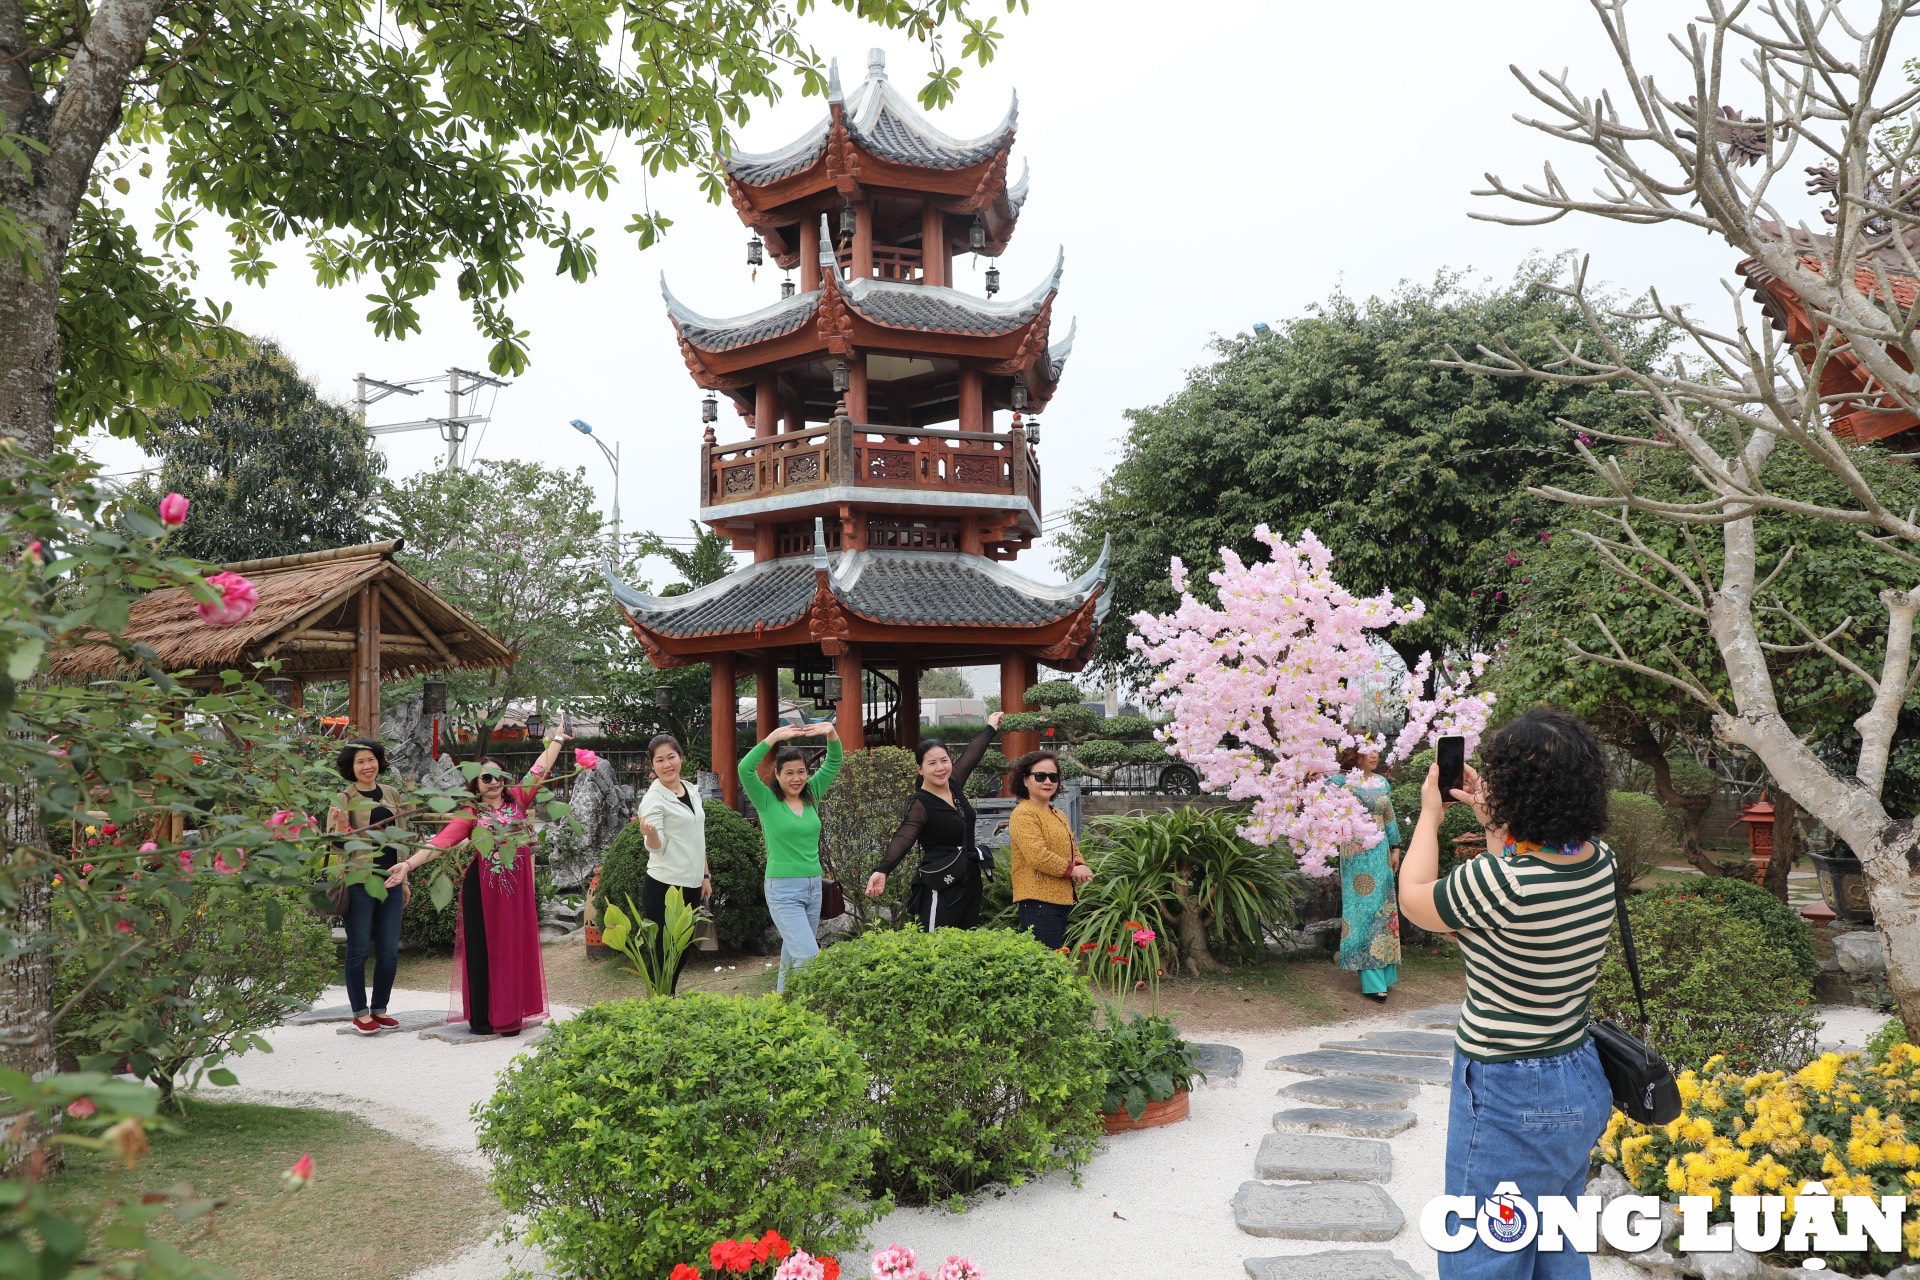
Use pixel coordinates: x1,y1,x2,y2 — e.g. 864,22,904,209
1441,1038,1614,1280
344,880,405,1015
763,876,822,993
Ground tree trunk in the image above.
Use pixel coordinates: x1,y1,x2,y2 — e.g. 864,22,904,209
1,804,59,1175
1170,863,1220,976
1622,726,1728,876
1762,788,1803,904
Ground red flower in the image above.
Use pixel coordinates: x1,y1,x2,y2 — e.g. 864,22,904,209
1122,920,1143,930
671,1267,702,1280
822,1260,840,1280
1078,942,1096,953
757,1230,790,1261
709,1239,756,1273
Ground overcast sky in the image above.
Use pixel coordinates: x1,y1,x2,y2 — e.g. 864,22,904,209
85,0,1834,588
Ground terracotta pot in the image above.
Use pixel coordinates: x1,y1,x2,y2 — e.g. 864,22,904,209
1100,1088,1189,1134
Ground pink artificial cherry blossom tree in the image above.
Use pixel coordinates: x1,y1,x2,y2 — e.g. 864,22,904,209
1130,526,1494,874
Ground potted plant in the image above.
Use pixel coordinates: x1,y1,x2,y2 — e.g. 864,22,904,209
1097,1011,1198,1133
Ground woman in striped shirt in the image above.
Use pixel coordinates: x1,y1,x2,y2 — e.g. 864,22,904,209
1398,707,1617,1280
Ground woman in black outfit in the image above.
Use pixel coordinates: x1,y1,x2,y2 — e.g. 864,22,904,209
865,712,1003,930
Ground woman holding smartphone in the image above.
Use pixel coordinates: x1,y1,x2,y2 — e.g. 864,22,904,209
738,721,841,992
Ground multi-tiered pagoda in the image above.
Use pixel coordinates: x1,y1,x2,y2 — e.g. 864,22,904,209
608,49,1108,807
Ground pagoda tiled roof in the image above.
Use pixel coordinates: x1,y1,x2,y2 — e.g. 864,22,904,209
659,281,821,353
723,50,1018,184
605,531,1110,640
1047,318,1077,382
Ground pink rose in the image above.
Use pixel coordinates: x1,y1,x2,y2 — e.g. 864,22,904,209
213,854,235,874
158,492,190,526
66,1097,97,1119
283,1152,314,1189
115,919,132,934
196,571,258,627
573,748,600,771
26,540,42,565
267,810,311,838
81,864,94,876
177,850,193,871
138,841,157,853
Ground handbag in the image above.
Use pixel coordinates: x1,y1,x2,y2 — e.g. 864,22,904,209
1590,863,1682,1124
820,879,846,921
916,846,971,892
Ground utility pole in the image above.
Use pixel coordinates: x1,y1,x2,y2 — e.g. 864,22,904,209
356,367,509,471
445,368,463,471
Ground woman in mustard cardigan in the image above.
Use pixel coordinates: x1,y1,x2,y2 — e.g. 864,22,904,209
1006,750,1092,949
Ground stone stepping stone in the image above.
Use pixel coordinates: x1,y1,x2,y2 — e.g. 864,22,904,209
418,1021,548,1046
288,1003,356,1025
1245,1251,1422,1280
332,1010,444,1035
1255,1132,1393,1182
1399,1002,1461,1029
1191,1042,1244,1086
1273,1106,1415,1138
1268,1050,1450,1086
1320,1030,1455,1058
1232,1180,1404,1241
1278,1076,1419,1110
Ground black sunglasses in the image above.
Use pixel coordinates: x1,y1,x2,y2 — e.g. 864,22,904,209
478,771,507,783
1028,771,1060,783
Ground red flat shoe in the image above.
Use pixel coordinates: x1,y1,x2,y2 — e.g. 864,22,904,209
351,1014,381,1034
371,1013,400,1029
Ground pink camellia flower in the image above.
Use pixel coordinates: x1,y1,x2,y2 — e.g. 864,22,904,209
26,540,43,565
573,748,600,771
1502,552,1522,568
81,864,93,876
196,571,259,627
158,492,190,526
266,810,311,839
1131,928,1156,947
66,1097,97,1120
138,841,157,854
283,1152,314,1190
213,854,235,874
177,850,194,872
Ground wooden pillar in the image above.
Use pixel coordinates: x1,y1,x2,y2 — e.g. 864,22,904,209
756,654,779,742
800,217,821,292
846,354,868,423
755,375,778,438
958,367,984,434
1000,650,1036,784
712,652,739,810
896,658,921,751
349,583,381,737
783,396,804,433
852,198,874,279
834,646,864,750
920,204,945,286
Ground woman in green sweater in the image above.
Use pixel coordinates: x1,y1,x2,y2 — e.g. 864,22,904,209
738,720,842,991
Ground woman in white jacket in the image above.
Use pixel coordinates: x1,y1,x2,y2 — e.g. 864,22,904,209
635,733,710,993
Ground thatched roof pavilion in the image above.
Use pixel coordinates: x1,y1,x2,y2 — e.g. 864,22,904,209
48,540,512,735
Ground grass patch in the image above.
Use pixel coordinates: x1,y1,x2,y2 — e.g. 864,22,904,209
42,1100,497,1280
1153,944,1466,1034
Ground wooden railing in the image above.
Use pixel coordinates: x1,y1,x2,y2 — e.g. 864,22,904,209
703,417,1041,515
834,245,924,282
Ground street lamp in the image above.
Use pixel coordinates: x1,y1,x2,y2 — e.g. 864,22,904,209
569,418,621,551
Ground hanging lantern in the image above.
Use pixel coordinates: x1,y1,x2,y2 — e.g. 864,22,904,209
781,275,795,299
969,214,986,252
985,262,1000,297
831,361,852,395
822,672,844,704
840,202,856,239
1010,380,1029,411
263,677,295,706
747,234,764,267
652,685,673,712
701,392,718,424
421,680,448,716
1024,417,1040,445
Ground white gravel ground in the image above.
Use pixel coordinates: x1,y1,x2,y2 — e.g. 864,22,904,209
203,990,1897,1280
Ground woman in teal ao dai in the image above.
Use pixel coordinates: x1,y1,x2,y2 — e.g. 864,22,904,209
1335,746,1402,1001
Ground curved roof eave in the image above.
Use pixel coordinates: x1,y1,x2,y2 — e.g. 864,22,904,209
661,272,823,350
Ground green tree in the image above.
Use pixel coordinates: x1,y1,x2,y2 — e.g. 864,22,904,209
2,2,1019,460
377,458,610,747
123,338,382,563
1487,439,1920,883
920,667,972,699
1059,265,1669,677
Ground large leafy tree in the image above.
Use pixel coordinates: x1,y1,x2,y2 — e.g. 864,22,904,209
377,458,611,747
1059,267,1669,677
124,337,381,563
0,0,1020,458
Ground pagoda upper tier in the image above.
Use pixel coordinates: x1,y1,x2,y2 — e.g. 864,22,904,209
724,49,1028,276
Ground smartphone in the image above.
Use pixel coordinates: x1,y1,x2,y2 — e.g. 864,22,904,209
1437,736,1466,802
560,709,572,737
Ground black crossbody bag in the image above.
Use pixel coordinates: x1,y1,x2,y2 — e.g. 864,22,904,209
1588,866,1682,1124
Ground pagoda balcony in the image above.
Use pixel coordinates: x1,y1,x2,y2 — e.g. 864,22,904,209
700,417,1041,528
834,244,922,282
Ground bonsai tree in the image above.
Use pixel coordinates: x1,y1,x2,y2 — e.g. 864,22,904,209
977,680,1172,795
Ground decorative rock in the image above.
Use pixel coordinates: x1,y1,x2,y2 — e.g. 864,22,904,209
1585,1165,1634,1208
379,693,436,781
1833,931,1890,976
1399,1003,1461,1029
1231,1180,1405,1242
1256,1132,1393,1182
1320,1030,1456,1058
333,1010,443,1035
1192,1042,1245,1086
418,1022,548,1046
1272,1106,1415,1138
1692,1245,1766,1280
1244,1250,1420,1280
1267,1050,1451,1086
1278,1077,1420,1110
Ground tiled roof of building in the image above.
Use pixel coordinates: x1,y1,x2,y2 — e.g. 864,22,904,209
606,558,816,640
660,281,821,352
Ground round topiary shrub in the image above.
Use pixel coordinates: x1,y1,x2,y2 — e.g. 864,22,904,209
594,800,770,954
591,819,650,923
1592,892,1818,1073
475,994,880,1278
785,926,1104,1206
1647,874,1820,985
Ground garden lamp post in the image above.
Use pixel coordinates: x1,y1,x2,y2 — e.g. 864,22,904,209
569,418,621,551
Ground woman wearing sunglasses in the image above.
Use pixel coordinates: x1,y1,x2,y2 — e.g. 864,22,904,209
386,726,569,1036
1006,750,1092,949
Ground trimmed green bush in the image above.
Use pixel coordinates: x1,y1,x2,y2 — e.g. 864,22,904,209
818,745,919,931
475,995,881,1278
1605,790,1678,890
1390,780,1481,882
786,927,1104,1206
591,820,650,925
1648,875,1820,986
1592,892,1817,1073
